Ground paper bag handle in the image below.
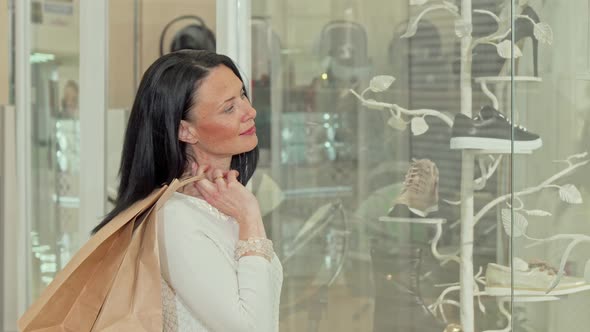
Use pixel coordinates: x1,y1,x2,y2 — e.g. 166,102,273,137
155,174,206,211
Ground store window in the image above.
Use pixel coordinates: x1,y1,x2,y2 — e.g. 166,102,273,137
248,1,590,331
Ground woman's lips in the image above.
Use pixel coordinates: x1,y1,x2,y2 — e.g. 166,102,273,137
240,126,256,135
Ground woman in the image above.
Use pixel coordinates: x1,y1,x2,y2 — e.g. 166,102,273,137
93,50,282,331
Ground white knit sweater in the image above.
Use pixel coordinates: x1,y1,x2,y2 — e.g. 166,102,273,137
158,192,283,332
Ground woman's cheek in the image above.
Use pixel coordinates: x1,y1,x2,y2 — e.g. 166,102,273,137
198,121,239,141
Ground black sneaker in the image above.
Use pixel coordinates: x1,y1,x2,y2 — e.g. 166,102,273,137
450,106,542,152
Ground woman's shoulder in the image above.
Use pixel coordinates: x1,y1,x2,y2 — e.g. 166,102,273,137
163,192,231,220
158,192,238,265
159,192,236,234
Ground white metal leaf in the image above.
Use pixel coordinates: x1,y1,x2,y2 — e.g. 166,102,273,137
401,5,448,38
478,297,486,313
559,184,583,204
410,0,429,5
369,75,396,92
501,209,528,238
387,115,407,131
496,40,523,59
585,259,590,283
525,209,552,217
513,257,530,272
534,22,554,45
411,117,429,136
454,19,472,38
401,20,419,38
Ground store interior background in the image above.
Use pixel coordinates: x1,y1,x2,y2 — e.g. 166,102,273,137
2,0,590,331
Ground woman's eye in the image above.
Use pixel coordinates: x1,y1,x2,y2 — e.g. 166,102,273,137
224,105,234,113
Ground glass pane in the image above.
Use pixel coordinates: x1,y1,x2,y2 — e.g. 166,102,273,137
0,0,8,105
512,0,590,331
248,1,517,331
27,0,80,301
0,0,9,326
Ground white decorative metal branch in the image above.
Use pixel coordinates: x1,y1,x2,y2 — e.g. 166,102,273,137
473,9,500,23
474,153,589,226
475,155,503,190
379,217,461,267
492,153,590,292
350,88,454,131
431,222,461,264
429,267,487,323
472,13,553,49
402,2,460,38
482,299,512,332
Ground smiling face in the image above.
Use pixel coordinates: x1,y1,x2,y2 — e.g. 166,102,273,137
179,65,258,166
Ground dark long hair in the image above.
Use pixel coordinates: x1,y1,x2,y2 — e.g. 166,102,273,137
93,50,258,234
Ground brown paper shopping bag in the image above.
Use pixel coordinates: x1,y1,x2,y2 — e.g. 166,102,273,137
18,176,203,332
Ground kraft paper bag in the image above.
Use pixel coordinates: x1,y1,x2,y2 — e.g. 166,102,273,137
18,176,203,332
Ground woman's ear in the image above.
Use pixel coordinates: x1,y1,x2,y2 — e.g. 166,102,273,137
179,120,199,144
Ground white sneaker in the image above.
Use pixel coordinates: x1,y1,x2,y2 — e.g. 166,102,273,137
485,262,590,296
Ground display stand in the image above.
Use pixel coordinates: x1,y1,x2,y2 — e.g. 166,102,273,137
347,1,590,331
475,76,541,112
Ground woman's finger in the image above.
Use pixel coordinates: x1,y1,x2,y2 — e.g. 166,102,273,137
226,170,239,183
212,168,224,180
212,169,226,191
195,178,217,198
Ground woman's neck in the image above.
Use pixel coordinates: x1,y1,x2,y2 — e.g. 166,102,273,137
179,148,232,198
192,148,232,171
196,157,231,172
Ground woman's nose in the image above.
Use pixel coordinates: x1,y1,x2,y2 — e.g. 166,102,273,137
241,101,256,121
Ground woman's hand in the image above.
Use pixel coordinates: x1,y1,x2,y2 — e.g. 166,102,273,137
191,163,266,239
180,163,210,198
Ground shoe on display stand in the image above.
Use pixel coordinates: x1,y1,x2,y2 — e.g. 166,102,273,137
370,244,446,332
454,5,542,79
450,106,542,152
511,5,541,77
386,159,440,219
485,261,590,297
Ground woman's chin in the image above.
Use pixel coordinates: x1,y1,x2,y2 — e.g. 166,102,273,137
246,135,258,148
237,136,258,153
